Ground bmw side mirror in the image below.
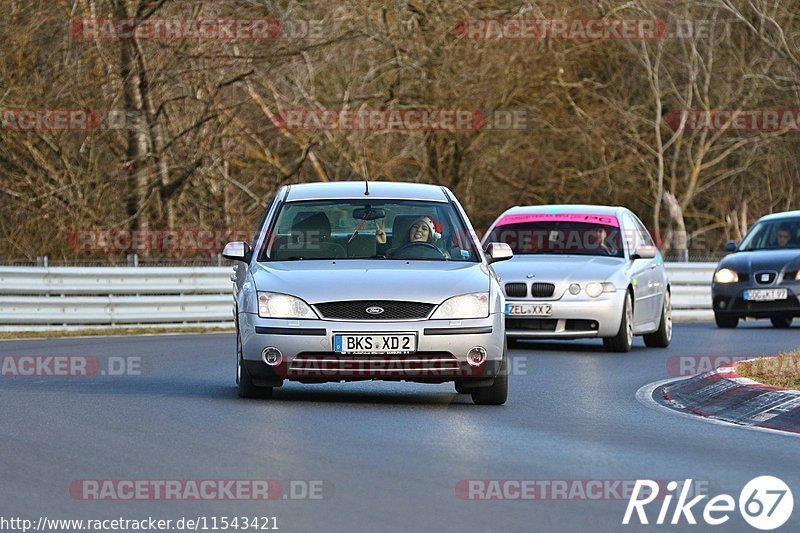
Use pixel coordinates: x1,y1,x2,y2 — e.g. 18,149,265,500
222,241,252,262
723,240,737,252
631,246,657,260
485,242,513,264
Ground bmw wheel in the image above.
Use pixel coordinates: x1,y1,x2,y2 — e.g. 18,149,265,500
603,292,633,352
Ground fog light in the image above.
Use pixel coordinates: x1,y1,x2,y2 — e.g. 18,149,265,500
590,321,598,330
467,347,487,367
717,300,726,309
262,347,283,366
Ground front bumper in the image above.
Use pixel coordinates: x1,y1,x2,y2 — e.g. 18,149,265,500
239,312,505,383
712,281,800,318
504,291,626,339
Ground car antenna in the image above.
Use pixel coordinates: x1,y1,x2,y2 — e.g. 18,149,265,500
362,146,370,196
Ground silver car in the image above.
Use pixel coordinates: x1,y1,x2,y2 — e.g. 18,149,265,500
482,205,672,352
223,181,513,404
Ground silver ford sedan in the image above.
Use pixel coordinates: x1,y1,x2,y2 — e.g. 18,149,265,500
223,181,513,404
482,205,672,352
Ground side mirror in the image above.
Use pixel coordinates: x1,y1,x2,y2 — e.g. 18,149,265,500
485,242,513,264
723,240,737,252
222,241,252,262
631,245,657,260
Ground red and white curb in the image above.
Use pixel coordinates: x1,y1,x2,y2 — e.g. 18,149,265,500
636,363,800,438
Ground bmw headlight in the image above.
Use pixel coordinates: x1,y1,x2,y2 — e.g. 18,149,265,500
257,292,318,319
714,268,738,284
585,282,616,298
431,292,490,319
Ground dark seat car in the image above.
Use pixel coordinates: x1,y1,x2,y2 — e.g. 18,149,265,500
712,210,800,328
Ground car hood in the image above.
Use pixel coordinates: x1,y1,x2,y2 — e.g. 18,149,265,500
491,255,626,283
251,260,490,304
719,249,800,273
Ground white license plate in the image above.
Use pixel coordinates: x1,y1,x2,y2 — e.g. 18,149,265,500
505,303,552,317
743,289,788,301
334,334,416,354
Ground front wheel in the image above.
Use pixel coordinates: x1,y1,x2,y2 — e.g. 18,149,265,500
471,344,508,405
603,292,633,352
643,291,672,348
714,313,739,329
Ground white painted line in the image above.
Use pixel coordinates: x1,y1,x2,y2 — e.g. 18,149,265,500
635,377,800,440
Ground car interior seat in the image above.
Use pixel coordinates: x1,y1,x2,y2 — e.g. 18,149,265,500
273,211,345,259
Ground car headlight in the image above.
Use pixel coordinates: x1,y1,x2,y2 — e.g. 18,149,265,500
796,271,800,281
257,292,318,319
431,292,490,319
714,268,738,284
584,282,616,298
585,282,604,298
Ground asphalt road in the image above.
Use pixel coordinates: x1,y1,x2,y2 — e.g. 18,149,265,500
1,323,799,532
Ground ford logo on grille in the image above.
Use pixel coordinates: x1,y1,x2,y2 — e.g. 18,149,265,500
365,306,384,315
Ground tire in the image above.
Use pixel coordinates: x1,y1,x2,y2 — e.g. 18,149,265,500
236,328,273,399
643,290,672,348
770,316,793,328
454,381,469,394
714,313,739,329
471,343,508,405
603,292,633,352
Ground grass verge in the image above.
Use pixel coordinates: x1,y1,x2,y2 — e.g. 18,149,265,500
735,351,800,390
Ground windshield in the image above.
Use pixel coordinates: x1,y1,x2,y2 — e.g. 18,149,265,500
486,218,624,258
259,199,480,262
738,218,800,251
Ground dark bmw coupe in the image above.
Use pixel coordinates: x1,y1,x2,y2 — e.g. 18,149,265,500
712,210,800,328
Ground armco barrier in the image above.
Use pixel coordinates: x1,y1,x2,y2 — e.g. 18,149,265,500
0,263,716,331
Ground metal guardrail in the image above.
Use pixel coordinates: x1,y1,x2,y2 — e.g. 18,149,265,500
665,263,715,321
0,263,717,331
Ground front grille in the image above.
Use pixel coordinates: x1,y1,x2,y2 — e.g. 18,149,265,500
289,353,460,374
506,318,558,331
754,271,777,285
505,283,527,298
314,300,435,320
530,282,556,298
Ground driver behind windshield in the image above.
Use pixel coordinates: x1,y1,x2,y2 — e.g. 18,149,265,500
776,224,793,247
376,215,449,257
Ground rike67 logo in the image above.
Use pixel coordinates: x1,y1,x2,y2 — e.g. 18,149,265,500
623,477,793,530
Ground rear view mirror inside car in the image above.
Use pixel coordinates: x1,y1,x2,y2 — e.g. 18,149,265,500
352,207,386,220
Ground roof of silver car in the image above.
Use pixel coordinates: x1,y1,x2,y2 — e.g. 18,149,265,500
500,204,626,217
284,181,449,202
759,210,800,222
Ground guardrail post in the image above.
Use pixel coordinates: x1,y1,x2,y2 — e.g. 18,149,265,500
127,253,139,267
36,256,48,268
217,253,223,266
